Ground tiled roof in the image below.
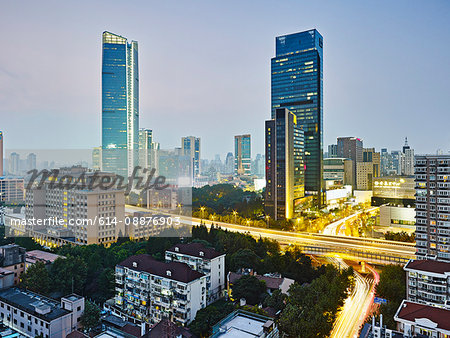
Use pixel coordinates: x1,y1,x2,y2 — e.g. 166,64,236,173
118,254,204,283
405,259,450,274
167,243,224,259
228,272,284,289
396,301,450,331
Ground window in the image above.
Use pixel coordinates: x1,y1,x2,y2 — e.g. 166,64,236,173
77,306,81,311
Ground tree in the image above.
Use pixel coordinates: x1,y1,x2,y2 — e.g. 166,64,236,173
21,262,50,294
80,300,101,331
375,265,406,329
278,266,354,338
263,289,286,312
51,256,87,295
231,275,267,305
189,300,235,337
229,248,261,272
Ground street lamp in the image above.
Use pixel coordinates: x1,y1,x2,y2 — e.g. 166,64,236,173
177,203,182,215
232,210,237,224
200,206,205,221
265,215,270,227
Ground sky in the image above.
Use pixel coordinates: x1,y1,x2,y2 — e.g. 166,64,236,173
1,0,450,160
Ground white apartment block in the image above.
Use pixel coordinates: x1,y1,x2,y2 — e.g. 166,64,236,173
25,167,125,245
415,155,450,261
404,259,450,309
113,254,206,326
165,243,226,304
0,288,84,338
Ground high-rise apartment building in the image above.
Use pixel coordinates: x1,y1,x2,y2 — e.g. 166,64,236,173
265,108,304,220
224,152,234,175
234,135,251,176
139,128,159,174
182,136,201,179
101,31,139,178
415,155,450,261
272,30,323,201
0,131,3,176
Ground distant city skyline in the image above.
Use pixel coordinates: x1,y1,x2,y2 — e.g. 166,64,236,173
1,1,450,159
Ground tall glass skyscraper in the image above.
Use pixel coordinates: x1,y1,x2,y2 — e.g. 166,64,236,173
102,31,139,178
271,29,323,203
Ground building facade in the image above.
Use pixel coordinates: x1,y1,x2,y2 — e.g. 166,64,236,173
25,167,125,245
234,135,251,176
271,30,323,202
323,158,353,188
102,31,139,178
356,148,380,191
165,243,226,305
337,137,363,188
0,288,84,338
265,108,304,220
113,254,206,326
182,136,201,180
415,155,450,261
0,177,24,204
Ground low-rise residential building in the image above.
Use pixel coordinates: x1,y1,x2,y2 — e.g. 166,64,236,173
394,300,450,337
112,254,206,326
0,244,25,285
165,243,225,304
210,310,279,338
0,288,84,338
404,259,450,309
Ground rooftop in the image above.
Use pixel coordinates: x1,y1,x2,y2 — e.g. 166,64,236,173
26,250,63,264
395,300,450,332
211,310,276,338
404,259,450,275
0,288,71,322
118,254,204,283
166,242,224,260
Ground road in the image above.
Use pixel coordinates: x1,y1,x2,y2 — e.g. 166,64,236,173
328,258,379,338
126,205,415,261
322,207,379,236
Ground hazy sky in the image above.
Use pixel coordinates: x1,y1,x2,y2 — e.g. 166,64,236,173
1,1,450,160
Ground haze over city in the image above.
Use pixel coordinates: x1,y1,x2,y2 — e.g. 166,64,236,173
1,0,450,159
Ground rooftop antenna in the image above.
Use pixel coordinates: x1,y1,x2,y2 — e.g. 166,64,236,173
404,137,408,146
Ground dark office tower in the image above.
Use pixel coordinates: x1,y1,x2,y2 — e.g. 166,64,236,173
234,135,251,176
101,31,139,178
272,29,323,203
265,108,304,220
337,137,363,187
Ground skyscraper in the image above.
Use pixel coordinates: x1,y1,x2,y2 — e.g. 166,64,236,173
9,153,20,175
26,153,36,171
271,29,323,203
101,31,139,178
182,136,201,179
234,134,251,176
265,108,304,220
337,137,363,188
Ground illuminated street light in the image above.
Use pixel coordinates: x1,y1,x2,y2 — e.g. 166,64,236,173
232,210,238,224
